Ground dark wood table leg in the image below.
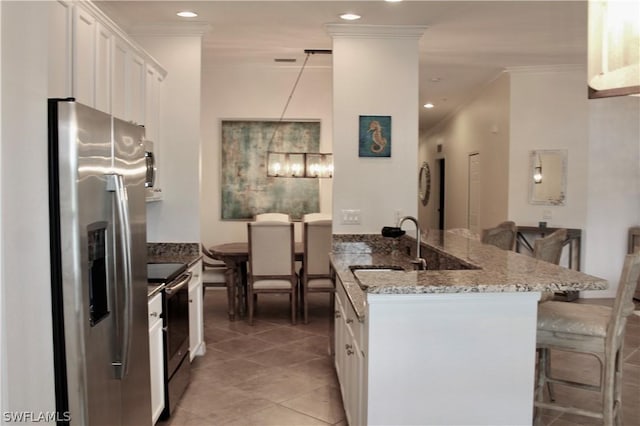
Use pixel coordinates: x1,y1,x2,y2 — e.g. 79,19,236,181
238,262,248,317
223,259,237,321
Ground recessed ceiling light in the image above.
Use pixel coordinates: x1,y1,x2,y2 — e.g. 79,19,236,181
423,103,435,109
340,13,361,21
177,11,198,18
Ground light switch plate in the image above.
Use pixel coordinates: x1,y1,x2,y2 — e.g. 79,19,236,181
341,209,361,225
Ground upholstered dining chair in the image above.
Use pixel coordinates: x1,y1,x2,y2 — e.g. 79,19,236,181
300,215,334,324
480,221,517,251
534,251,640,425
255,212,290,222
302,212,332,222
247,221,297,325
200,243,228,295
533,228,568,303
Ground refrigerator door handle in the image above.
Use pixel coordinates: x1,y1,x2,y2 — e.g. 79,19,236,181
106,173,133,379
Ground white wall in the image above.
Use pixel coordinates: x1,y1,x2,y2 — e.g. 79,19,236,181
200,64,333,246
1,1,57,417
508,67,589,230
583,96,640,297
427,64,639,297
422,72,511,231
134,35,203,243
0,1,4,419
329,25,424,235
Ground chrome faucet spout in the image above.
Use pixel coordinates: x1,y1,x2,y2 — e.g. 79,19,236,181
397,216,426,269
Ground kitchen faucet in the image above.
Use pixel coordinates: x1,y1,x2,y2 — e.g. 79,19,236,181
397,216,427,270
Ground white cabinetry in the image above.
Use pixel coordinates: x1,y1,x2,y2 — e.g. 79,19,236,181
62,1,166,126
94,21,112,113
111,35,128,120
128,51,146,125
144,64,163,146
47,0,73,98
148,292,164,424
72,6,96,106
188,260,205,360
48,1,166,199
334,281,540,425
334,278,365,426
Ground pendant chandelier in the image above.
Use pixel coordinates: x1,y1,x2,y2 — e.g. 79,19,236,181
266,49,333,178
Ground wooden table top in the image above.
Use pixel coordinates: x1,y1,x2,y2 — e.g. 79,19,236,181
208,242,304,261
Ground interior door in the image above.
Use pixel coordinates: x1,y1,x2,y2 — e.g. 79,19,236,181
468,153,481,233
437,158,445,230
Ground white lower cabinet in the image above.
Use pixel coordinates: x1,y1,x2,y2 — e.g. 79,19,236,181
148,292,164,424
188,260,206,360
334,278,365,426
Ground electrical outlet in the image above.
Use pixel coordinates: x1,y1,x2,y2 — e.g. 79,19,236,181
543,210,552,220
341,209,361,225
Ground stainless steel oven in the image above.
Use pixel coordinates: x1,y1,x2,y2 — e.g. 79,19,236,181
147,262,191,420
162,271,191,418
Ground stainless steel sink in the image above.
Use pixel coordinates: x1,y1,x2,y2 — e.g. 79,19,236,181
349,265,404,273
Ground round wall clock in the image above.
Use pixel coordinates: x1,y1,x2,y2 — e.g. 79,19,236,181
419,162,431,206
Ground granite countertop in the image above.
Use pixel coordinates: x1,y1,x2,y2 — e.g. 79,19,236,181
146,242,202,298
330,231,608,320
147,242,202,267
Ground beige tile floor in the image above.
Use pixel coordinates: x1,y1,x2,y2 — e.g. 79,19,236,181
161,290,640,426
160,289,345,426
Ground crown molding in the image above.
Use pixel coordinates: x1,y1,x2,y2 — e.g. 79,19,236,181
325,24,427,40
504,64,585,74
128,22,212,37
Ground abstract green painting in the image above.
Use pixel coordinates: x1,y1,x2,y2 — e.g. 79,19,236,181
220,120,320,220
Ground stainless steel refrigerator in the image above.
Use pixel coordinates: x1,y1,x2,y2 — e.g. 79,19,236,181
48,99,152,425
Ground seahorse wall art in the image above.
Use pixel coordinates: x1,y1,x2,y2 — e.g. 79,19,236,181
359,115,391,157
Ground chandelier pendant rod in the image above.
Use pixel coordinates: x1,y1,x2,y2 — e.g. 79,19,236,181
267,52,311,150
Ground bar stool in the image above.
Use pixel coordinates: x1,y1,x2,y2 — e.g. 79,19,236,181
534,228,568,303
534,251,640,425
481,221,517,250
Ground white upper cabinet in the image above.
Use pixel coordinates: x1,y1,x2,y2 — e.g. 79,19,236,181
128,51,146,125
145,64,164,144
72,6,96,106
94,21,112,113
47,0,73,98
60,1,166,126
111,35,128,120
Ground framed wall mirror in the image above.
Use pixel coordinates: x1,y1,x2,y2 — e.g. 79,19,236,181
419,162,431,206
529,150,567,206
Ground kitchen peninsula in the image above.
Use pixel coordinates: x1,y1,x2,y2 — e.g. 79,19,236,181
329,231,607,426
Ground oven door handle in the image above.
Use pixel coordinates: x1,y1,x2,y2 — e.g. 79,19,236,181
165,272,192,295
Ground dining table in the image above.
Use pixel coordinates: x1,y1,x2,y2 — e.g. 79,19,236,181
208,241,304,321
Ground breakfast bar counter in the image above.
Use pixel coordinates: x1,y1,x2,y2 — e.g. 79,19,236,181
329,231,607,426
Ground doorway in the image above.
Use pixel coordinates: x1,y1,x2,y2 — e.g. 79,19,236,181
468,153,480,233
